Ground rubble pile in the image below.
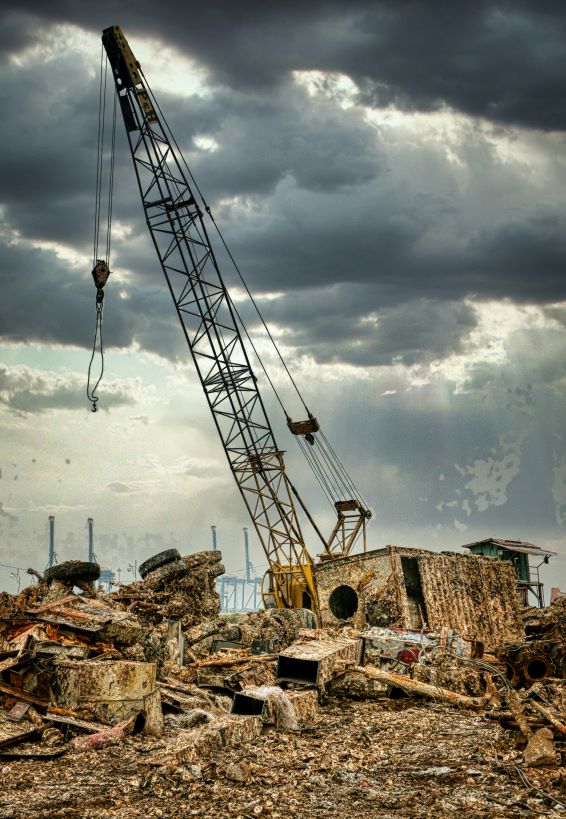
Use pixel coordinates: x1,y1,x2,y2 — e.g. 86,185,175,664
523,594,566,639
106,550,224,628
0,553,564,817
495,595,566,686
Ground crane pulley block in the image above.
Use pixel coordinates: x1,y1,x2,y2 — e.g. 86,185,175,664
335,499,360,514
102,25,158,123
287,416,320,437
91,260,111,303
334,499,372,518
102,25,142,88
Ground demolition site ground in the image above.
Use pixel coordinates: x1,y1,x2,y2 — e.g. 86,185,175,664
1,698,564,819
0,547,564,818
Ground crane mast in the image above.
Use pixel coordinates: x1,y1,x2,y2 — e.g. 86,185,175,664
101,26,371,613
102,26,319,610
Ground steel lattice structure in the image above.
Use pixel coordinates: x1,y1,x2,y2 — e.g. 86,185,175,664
102,26,317,610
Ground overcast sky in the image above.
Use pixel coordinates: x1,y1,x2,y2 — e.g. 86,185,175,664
0,1,565,599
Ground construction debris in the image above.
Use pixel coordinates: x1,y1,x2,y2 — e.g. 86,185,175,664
314,545,525,647
523,727,558,767
0,549,564,817
360,664,491,709
276,636,363,686
107,551,224,629
495,594,566,687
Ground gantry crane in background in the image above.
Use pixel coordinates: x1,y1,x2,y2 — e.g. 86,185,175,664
97,26,371,616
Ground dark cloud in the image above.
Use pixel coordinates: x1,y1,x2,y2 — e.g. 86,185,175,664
253,292,478,367
0,237,190,361
2,2,566,130
183,83,383,197
107,482,135,493
0,2,564,374
469,213,566,298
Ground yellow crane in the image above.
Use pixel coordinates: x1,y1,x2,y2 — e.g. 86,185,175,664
94,26,371,617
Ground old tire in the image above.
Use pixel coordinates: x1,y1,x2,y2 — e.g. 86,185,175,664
44,561,100,584
143,559,190,590
139,549,181,579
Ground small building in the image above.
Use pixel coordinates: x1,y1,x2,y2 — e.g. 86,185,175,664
314,545,524,649
460,538,556,607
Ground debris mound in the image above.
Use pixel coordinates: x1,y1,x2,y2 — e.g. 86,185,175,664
0,549,564,817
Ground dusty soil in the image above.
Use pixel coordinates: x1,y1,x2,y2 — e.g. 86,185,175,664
0,699,563,819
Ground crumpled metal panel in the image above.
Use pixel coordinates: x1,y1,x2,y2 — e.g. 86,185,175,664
416,553,524,649
277,637,363,686
53,659,157,725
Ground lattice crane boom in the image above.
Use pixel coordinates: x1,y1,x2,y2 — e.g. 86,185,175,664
101,26,373,613
102,25,318,611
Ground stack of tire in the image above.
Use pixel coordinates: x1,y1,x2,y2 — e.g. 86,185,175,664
139,549,225,588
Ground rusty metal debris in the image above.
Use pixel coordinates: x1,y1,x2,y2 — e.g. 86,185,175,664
0,549,564,817
315,545,525,647
276,637,363,686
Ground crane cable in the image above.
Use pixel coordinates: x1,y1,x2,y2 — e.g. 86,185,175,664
87,49,116,412
141,70,309,422
142,72,368,508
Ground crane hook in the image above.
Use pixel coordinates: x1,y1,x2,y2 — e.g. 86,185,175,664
87,261,111,412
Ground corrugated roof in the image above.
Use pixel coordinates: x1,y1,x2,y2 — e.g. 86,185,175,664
461,538,557,557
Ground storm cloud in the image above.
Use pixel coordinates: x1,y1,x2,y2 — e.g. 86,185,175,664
0,4,564,367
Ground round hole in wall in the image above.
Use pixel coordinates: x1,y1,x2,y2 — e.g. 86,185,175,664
328,584,358,620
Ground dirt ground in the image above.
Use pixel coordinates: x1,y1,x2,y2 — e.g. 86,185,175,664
0,698,563,819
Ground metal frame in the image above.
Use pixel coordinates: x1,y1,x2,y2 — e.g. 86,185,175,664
102,26,318,611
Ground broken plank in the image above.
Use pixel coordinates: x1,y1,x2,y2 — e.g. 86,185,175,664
25,595,79,614
0,681,50,708
44,710,111,734
6,701,31,722
190,654,277,669
359,666,488,708
158,679,199,695
0,748,66,761
0,729,40,750
528,699,566,736
26,615,105,635
0,656,26,674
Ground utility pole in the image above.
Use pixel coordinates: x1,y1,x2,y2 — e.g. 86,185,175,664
243,527,251,581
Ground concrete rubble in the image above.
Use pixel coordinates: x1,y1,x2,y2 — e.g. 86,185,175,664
0,547,564,817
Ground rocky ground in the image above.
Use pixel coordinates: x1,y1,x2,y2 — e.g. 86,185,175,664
1,697,564,819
